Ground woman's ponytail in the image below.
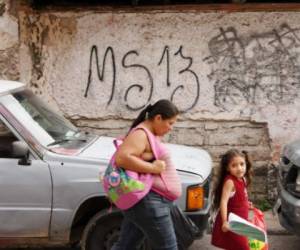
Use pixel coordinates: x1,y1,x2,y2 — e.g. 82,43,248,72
129,104,153,131
129,99,179,132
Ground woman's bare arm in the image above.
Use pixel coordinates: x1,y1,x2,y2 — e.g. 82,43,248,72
115,129,165,174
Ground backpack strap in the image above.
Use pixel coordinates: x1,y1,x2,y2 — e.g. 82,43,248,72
117,126,169,191
113,137,124,149
112,126,158,156
134,126,170,192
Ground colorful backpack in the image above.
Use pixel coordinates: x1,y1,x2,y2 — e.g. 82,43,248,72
102,126,158,210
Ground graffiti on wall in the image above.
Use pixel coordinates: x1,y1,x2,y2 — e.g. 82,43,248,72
84,45,200,112
81,23,300,113
204,23,300,111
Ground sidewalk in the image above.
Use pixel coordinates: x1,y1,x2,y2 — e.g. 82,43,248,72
264,210,291,235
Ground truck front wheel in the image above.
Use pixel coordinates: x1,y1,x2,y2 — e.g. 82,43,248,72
81,210,122,250
81,210,150,250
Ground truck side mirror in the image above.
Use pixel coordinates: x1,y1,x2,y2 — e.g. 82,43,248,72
12,141,31,166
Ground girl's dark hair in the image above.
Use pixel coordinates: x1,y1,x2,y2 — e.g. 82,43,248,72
130,99,179,130
212,149,253,211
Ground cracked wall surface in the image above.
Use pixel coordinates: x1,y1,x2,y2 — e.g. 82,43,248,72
7,2,300,201
18,10,300,152
0,0,19,80
72,116,272,202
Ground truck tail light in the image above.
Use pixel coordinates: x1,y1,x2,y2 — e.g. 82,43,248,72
186,185,204,211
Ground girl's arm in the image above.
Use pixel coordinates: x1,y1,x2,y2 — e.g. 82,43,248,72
220,179,235,232
115,129,165,174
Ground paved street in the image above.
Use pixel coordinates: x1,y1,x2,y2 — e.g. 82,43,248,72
4,233,300,250
190,232,300,250
190,210,300,250
3,211,300,250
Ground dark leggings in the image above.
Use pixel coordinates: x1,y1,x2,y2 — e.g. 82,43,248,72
112,191,178,250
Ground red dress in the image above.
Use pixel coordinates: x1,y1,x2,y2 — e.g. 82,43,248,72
211,175,250,250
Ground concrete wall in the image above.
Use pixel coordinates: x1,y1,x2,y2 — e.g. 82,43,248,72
6,2,300,202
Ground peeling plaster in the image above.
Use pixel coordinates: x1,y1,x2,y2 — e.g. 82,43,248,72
0,3,5,16
17,10,290,192
0,2,18,50
0,43,19,80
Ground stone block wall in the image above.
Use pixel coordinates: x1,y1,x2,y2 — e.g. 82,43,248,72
72,116,272,203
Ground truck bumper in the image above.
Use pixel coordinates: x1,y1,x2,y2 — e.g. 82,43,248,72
276,184,300,235
185,198,211,238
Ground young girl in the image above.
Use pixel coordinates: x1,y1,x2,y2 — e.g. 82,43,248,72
211,149,253,250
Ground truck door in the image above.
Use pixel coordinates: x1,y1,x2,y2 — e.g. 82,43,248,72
0,120,52,238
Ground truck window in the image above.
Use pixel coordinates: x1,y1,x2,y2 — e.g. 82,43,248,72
0,120,19,158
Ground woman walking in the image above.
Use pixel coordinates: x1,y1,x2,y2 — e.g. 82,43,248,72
112,99,182,250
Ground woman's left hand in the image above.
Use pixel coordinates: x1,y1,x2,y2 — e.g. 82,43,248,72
152,160,166,174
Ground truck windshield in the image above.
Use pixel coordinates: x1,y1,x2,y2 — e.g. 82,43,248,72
13,90,79,144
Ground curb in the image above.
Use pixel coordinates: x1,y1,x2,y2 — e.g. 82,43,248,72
267,228,292,235
264,211,292,236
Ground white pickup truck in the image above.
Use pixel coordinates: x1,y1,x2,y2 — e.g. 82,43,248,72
0,80,212,250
